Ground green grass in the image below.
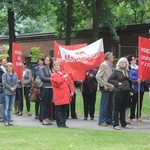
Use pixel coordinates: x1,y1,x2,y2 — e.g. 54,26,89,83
2,90,150,150
26,89,150,118
0,127,150,150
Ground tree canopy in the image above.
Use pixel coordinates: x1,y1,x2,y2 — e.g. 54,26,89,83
0,0,150,51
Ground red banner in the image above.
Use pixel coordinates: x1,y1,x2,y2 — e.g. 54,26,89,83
59,39,104,80
12,43,23,79
54,41,87,80
138,37,150,80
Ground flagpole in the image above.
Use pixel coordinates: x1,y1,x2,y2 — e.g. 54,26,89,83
138,80,141,126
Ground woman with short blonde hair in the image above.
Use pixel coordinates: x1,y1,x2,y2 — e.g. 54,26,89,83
2,62,18,126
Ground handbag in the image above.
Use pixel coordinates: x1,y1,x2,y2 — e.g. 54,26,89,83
34,75,44,89
28,88,37,102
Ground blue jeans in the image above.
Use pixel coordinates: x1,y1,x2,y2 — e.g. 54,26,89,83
0,93,5,104
4,94,15,123
98,87,113,125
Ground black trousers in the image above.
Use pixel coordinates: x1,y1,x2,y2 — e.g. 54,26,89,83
82,92,96,118
35,95,40,116
67,93,77,118
130,91,144,119
40,88,53,120
55,104,68,127
113,90,130,127
17,87,31,112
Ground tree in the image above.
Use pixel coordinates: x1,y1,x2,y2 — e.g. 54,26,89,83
8,0,16,62
66,0,73,45
0,0,53,61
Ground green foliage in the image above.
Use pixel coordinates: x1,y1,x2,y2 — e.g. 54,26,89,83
0,54,9,59
2,44,9,51
0,8,8,35
29,47,44,62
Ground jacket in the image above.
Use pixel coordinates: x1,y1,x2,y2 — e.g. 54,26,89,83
18,68,32,88
129,68,144,93
0,67,5,83
82,69,98,94
51,71,75,106
107,69,131,91
2,73,18,95
96,61,114,91
39,66,53,88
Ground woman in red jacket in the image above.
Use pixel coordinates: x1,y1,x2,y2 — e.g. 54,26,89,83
51,61,75,128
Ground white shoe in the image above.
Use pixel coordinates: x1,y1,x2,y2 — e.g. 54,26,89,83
114,126,121,130
131,119,137,122
124,124,133,129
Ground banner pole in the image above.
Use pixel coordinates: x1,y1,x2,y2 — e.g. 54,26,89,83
138,80,141,126
80,82,83,116
22,83,24,115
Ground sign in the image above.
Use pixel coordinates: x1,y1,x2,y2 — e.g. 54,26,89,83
138,37,150,80
59,39,104,80
12,43,23,79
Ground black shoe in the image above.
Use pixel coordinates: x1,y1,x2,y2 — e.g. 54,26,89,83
90,117,94,120
72,116,78,119
35,115,39,119
84,117,87,120
58,125,69,128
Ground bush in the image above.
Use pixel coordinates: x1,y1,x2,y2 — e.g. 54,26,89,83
29,47,44,62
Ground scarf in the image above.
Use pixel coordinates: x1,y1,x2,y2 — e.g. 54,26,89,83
116,67,129,78
130,64,138,70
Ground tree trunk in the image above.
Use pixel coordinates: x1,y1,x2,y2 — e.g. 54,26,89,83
92,0,102,42
8,0,16,62
65,0,73,45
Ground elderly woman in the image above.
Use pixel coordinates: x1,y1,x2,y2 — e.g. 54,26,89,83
2,62,18,126
108,57,133,130
51,61,75,128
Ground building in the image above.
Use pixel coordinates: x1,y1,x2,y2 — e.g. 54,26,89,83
0,24,150,61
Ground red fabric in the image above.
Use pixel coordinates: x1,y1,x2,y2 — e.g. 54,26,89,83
138,37,150,80
12,43,23,79
54,41,87,80
59,39,104,81
51,71,75,106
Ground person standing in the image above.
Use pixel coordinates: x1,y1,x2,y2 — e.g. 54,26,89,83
0,58,8,122
96,52,114,126
33,57,44,120
2,62,18,126
108,57,133,130
51,61,75,128
127,55,145,122
39,56,53,125
82,69,98,120
67,82,78,119
18,62,32,116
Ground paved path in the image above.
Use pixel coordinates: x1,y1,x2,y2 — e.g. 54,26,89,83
0,114,150,132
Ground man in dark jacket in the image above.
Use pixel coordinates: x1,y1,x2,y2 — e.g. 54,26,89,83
0,58,7,122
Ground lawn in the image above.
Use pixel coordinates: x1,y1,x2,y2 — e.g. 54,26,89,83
1,90,150,150
0,127,150,150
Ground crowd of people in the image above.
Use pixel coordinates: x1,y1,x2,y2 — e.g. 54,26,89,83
0,52,148,129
